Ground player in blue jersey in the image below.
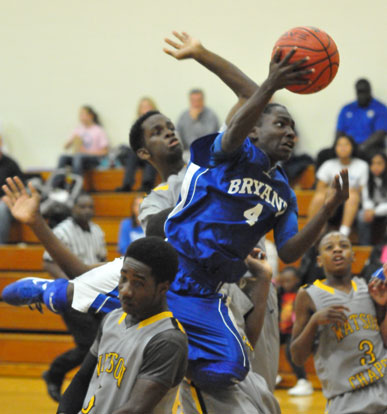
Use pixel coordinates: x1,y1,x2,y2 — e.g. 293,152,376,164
2,34,349,389
158,40,349,387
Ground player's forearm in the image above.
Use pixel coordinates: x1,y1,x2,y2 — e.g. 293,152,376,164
30,215,91,278
290,316,318,366
221,80,275,153
194,46,258,99
43,260,68,279
244,278,271,346
279,204,332,263
57,353,97,414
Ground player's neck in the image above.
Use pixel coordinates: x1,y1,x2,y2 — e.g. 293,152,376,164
158,159,185,182
325,272,353,292
134,301,169,324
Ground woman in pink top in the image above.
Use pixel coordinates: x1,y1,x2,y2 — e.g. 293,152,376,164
58,106,109,175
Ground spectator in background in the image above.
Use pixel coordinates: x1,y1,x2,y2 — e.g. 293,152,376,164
42,192,106,402
336,79,387,154
0,136,23,244
316,79,387,169
308,135,368,237
358,152,387,245
117,195,145,255
58,106,109,176
277,267,313,396
116,97,157,192
176,89,219,153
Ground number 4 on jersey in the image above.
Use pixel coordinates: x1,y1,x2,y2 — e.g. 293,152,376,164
244,203,263,226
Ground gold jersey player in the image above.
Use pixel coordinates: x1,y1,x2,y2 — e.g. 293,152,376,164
57,237,188,414
291,231,387,414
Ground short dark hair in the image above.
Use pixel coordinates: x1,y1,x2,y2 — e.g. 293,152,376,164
280,266,300,279
124,236,178,284
318,231,352,253
355,78,371,90
189,88,204,96
129,110,160,152
257,103,287,126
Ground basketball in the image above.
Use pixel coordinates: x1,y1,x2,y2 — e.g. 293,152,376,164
272,26,340,94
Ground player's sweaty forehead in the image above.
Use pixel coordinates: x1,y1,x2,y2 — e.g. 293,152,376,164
121,257,153,279
143,113,174,133
271,107,295,127
319,232,351,252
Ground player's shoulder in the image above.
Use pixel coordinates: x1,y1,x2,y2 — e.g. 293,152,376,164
148,324,188,351
102,308,124,328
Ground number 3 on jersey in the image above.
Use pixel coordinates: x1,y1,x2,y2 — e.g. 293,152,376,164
244,203,263,226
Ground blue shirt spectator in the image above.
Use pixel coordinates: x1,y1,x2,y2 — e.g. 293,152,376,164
117,196,145,254
336,79,387,150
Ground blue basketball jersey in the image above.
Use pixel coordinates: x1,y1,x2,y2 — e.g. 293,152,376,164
165,132,298,285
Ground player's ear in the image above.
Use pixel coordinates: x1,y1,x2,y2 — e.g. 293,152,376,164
249,126,259,141
157,281,170,296
137,147,151,161
316,255,323,268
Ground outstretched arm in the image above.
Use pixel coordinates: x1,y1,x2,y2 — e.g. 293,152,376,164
2,177,93,278
278,169,349,263
164,31,258,124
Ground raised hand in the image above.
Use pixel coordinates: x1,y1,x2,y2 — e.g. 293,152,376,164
324,169,349,215
369,278,387,307
163,31,204,60
312,305,349,326
266,47,314,91
244,248,272,279
2,176,41,225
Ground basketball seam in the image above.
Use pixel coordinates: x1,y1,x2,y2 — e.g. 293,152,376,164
295,63,339,93
302,27,333,81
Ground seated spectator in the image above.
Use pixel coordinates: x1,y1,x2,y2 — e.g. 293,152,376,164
58,106,109,176
117,195,145,255
42,192,106,401
358,152,387,245
308,135,368,237
337,78,387,155
176,89,219,154
277,267,313,396
316,79,387,169
0,137,23,244
116,97,157,192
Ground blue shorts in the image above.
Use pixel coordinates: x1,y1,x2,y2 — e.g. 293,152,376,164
166,284,250,387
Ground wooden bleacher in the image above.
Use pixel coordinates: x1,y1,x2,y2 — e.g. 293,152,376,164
0,167,373,380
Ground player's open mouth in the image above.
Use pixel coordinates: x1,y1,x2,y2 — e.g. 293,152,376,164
168,138,180,147
333,255,344,264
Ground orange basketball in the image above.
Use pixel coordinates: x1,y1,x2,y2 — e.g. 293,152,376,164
272,26,340,94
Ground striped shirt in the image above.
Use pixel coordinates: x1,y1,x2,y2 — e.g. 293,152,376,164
43,217,106,265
